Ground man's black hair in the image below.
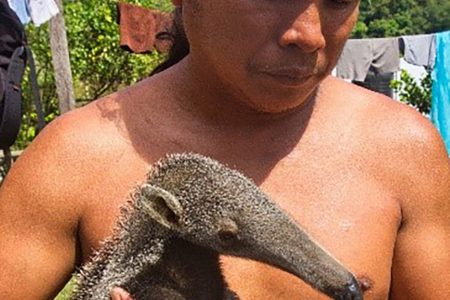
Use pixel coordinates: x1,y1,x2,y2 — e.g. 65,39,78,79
151,7,189,75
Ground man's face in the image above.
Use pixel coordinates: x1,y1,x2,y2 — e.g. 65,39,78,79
181,0,360,113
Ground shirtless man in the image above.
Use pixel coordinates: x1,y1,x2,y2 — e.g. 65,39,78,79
0,0,449,299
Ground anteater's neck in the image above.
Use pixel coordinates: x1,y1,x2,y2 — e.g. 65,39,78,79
74,212,227,299
127,238,227,300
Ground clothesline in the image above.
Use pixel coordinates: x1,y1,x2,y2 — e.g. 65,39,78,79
336,31,447,81
337,31,449,156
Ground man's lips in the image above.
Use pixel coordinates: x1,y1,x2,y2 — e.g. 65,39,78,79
260,68,315,86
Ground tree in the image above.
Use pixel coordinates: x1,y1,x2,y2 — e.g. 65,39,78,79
354,0,450,38
390,70,432,114
14,0,172,150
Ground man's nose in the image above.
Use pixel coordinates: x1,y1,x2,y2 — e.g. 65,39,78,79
278,4,326,53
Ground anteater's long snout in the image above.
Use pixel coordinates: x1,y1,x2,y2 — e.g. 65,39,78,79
243,215,364,300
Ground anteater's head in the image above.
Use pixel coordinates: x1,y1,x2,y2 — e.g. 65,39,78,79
137,153,363,300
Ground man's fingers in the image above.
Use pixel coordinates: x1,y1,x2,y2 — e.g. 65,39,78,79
110,287,133,300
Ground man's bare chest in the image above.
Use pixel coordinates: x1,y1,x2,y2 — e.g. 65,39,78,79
79,152,400,299
221,160,401,299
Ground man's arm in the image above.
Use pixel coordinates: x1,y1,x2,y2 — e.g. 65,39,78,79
390,120,450,299
0,119,82,299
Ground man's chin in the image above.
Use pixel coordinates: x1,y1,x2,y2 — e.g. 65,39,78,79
243,81,321,114
243,93,317,115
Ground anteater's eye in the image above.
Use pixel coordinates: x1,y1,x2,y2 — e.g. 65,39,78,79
218,229,237,243
217,218,239,246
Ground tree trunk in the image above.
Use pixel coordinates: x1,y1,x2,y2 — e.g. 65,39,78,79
49,0,75,114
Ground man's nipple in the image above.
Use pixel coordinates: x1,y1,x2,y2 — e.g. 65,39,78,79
358,275,373,292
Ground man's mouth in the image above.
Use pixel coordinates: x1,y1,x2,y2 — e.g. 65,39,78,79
261,68,315,87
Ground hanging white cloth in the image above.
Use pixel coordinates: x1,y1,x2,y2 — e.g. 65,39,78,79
28,0,59,27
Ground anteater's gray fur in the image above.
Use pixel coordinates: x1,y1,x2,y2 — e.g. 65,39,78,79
71,153,363,300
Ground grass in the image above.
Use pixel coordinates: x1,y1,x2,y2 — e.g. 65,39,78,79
54,278,75,300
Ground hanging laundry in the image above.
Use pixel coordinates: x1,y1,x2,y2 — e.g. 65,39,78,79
336,39,371,81
28,0,59,27
6,0,31,25
401,34,436,69
118,2,174,54
336,38,400,82
430,31,450,155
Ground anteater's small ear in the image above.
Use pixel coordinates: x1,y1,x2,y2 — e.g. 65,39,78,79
140,184,184,229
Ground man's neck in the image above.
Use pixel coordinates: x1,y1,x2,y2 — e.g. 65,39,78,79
140,57,324,180
164,57,318,132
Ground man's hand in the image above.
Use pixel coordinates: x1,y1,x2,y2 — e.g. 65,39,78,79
110,287,133,300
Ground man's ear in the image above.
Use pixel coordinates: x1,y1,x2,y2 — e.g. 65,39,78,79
140,184,184,229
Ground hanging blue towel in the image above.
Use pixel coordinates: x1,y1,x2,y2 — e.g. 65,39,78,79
7,0,31,25
431,31,450,155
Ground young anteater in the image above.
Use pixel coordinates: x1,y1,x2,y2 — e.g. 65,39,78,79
71,153,363,300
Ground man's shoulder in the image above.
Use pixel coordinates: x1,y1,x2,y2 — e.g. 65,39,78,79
37,88,137,156
0,89,149,214
30,103,114,158
7,91,135,185
330,78,448,196
329,77,442,153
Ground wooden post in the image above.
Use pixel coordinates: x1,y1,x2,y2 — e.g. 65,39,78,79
49,0,75,114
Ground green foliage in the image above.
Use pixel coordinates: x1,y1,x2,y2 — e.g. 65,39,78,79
390,70,432,114
55,278,75,300
0,156,10,182
13,0,173,150
64,0,171,102
354,0,450,38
